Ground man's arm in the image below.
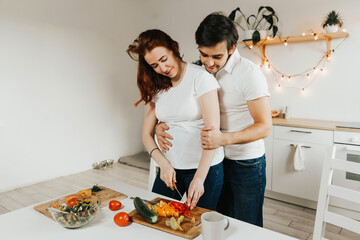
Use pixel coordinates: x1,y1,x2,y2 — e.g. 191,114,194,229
201,96,272,149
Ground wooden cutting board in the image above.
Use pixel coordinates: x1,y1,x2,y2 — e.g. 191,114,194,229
129,197,213,239
33,186,127,220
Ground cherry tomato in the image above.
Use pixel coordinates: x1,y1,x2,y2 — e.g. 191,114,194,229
67,197,79,208
109,200,122,211
114,212,130,227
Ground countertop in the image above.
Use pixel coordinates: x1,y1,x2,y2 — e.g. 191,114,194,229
272,117,360,133
0,181,296,240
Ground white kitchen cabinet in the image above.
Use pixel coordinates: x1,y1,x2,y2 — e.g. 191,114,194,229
271,126,333,201
264,130,273,190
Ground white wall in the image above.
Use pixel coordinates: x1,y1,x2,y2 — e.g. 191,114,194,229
0,0,149,191
1,0,359,191
143,0,360,122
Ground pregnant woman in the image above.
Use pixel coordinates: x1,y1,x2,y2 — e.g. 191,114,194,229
127,29,224,210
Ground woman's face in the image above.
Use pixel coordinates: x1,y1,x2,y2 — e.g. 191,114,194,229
144,46,180,79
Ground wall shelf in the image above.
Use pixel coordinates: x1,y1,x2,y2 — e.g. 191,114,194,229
239,32,349,64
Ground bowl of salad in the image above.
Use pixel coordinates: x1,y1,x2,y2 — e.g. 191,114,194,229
48,195,101,229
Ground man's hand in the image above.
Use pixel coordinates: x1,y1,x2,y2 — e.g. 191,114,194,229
201,126,224,150
155,122,173,152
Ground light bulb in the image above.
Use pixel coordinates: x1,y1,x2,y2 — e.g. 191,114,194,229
342,28,347,32
327,54,332,61
300,88,307,95
284,40,288,46
306,73,311,79
288,76,291,81
314,33,318,40
249,45,253,49
313,67,318,73
302,32,306,36
281,75,285,80
267,36,271,40
266,65,271,71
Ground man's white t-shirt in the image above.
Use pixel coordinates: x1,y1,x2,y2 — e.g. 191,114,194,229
215,49,270,160
153,63,224,169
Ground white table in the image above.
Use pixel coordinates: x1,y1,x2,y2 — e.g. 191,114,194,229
0,181,296,240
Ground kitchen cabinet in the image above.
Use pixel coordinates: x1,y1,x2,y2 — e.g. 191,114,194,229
269,126,333,201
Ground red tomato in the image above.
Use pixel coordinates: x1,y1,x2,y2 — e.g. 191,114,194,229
109,200,122,211
67,197,79,208
114,212,129,227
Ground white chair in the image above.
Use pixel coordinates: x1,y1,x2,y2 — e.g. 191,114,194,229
148,158,159,191
313,146,360,240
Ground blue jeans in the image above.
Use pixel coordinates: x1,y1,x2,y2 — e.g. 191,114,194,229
152,162,223,210
216,155,266,227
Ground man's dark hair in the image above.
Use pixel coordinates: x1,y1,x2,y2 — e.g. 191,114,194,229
195,12,239,51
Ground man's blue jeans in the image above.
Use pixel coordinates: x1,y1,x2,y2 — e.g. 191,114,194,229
216,155,266,227
152,162,223,210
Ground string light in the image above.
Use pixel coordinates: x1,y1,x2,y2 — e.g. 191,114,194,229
244,30,348,94
342,29,347,32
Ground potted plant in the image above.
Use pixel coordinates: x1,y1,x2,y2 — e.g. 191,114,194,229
322,10,343,33
229,6,279,45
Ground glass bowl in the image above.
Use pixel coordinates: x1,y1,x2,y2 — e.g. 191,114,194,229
47,195,101,229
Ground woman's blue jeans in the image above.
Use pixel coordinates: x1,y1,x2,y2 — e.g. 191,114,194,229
216,155,266,227
152,162,223,210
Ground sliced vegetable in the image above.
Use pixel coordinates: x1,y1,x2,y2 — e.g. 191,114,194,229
168,216,184,231
91,185,103,192
133,197,158,224
78,189,92,196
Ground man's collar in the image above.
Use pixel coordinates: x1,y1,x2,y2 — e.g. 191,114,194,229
222,48,240,74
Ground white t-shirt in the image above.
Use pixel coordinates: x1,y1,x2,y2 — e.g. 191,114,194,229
153,63,224,169
215,49,270,160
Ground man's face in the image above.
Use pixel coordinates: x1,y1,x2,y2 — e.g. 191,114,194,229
198,40,235,74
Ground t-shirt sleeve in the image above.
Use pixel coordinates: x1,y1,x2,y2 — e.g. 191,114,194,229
242,65,270,101
194,71,220,97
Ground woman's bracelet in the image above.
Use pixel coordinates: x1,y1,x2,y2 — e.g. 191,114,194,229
149,147,160,158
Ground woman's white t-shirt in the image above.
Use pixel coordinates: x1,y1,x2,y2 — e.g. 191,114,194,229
153,63,224,169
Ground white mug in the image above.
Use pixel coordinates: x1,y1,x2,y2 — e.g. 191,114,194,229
201,212,229,240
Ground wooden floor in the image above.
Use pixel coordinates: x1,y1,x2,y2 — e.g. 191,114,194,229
0,162,359,240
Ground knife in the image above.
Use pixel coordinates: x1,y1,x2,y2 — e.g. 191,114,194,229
172,183,183,200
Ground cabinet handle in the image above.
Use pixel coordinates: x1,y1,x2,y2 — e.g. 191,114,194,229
290,144,311,148
290,130,312,134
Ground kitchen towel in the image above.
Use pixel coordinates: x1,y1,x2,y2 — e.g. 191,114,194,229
293,144,305,171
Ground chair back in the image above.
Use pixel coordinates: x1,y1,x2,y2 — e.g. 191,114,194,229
313,146,360,239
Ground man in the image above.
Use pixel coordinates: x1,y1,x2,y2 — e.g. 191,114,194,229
155,12,272,227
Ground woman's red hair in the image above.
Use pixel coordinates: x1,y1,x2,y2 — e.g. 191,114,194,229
127,29,182,106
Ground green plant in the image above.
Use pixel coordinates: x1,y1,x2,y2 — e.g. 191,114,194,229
322,10,343,28
229,6,279,45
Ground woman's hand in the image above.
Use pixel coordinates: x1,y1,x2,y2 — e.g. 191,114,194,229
159,161,176,190
186,178,204,210
155,122,173,152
